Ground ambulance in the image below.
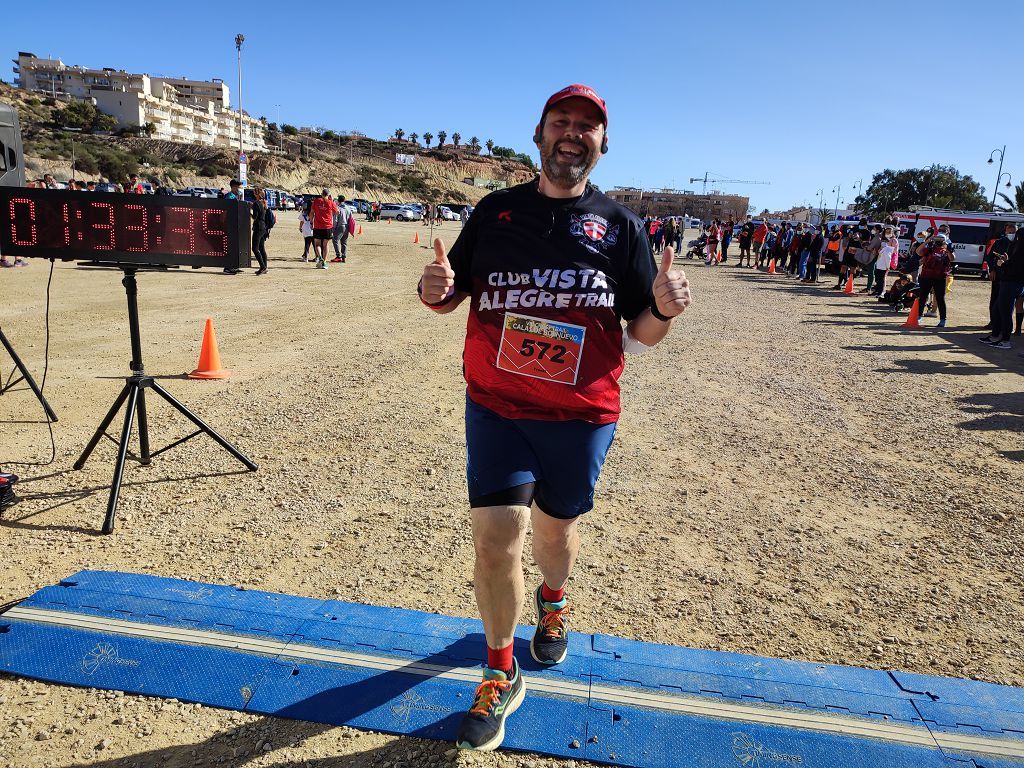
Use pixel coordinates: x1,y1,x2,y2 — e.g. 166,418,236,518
896,207,1024,274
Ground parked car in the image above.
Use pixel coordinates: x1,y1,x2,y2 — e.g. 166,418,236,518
438,205,459,221
379,203,417,221
280,195,296,210
350,198,370,213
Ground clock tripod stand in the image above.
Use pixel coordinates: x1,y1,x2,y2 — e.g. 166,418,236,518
0,327,58,423
74,267,257,534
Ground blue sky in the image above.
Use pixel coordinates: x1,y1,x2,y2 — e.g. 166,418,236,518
6,0,1022,212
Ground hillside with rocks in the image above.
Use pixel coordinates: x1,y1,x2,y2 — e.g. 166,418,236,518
0,81,537,202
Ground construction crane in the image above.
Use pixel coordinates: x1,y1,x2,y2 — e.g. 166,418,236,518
689,171,770,195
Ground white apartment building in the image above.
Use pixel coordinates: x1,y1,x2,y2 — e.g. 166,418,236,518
13,52,266,151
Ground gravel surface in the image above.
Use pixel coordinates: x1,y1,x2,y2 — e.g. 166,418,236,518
1,213,1022,767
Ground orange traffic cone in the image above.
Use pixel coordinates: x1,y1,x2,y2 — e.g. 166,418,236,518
901,298,922,329
768,259,776,274
357,224,362,235
188,318,231,380
413,231,420,244
843,272,855,294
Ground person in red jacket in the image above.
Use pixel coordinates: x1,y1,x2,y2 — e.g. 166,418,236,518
309,189,340,269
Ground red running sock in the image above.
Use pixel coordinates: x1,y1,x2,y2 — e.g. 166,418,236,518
541,582,565,603
487,643,514,675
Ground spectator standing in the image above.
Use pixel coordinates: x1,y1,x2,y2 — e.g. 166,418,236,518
250,187,270,275
738,215,755,267
127,174,145,194
859,225,883,293
983,224,1016,333
720,218,734,263
915,234,954,327
871,225,898,296
982,225,1024,348
752,219,768,267
299,201,315,261
331,196,351,263
310,189,340,269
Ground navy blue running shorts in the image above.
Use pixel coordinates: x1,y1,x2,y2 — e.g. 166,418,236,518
464,394,617,519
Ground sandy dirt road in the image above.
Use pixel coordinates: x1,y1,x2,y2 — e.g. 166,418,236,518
1,211,1022,767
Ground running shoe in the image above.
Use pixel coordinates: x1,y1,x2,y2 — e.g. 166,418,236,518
937,319,946,328
330,257,343,263
531,586,570,665
991,340,1012,349
979,336,995,343
455,659,525,752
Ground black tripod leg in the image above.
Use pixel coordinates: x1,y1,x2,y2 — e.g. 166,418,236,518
74,384,131,470
149,381,258,471
102,383,140,535
0,330,58,422
136,386,152,465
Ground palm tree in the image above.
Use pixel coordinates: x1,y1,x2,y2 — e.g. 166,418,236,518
423,132,433,147
409,132,418,145
995,181,1024,212
438,130,447,147
469,136,480,153
394,128,404,141
486,139,494,155
451,132,461,148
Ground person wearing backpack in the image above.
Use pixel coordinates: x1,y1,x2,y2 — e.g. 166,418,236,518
250,187,270,275
331,195,351,263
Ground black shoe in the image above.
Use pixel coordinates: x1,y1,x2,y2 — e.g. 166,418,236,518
223,268,241,275
530,586,570,665
255,268,268,275
456,658,526,752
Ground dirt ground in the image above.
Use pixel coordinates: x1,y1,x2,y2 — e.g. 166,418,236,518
1,212,1022,768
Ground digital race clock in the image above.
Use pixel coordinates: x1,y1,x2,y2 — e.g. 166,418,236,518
0,187,251,269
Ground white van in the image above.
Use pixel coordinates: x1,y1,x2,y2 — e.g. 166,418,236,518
896,207,1024,273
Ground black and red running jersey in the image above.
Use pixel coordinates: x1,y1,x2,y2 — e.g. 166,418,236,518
446,180,656,424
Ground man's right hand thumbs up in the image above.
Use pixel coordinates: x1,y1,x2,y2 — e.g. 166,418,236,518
420,238,456,306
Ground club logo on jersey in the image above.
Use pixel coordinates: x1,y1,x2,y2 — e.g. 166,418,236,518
570,213,618,253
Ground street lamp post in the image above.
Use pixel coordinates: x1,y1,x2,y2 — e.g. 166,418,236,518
988,145,1007,210
832,185,841,219
235,34,246,185
851,179,863,210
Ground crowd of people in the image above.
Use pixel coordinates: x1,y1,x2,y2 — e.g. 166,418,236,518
639,212,1024,348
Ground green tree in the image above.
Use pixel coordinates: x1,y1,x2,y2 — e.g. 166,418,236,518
394,128,405,141
855,165,988,216
143,122,156,137
451,132,461,148
491,145,515,159
423,131,433,147
486,139,494,155
437,130,447,147
322,129,339,141
92,113,118,132
469,136,480,153
409,132,418,145
282,123,298,136
56,100,98,130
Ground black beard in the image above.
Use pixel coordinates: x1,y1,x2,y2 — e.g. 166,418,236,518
539,137,598,188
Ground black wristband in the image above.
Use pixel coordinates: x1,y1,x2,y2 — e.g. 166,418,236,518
649,303,674,322
418,279,455,307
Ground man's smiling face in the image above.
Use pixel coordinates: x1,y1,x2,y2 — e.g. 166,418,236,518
536,97,606,190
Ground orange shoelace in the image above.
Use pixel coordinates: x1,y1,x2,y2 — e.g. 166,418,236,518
540,603,570,638
469,678,512,716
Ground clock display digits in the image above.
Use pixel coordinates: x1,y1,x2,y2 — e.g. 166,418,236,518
9,197,37,246
89,201,116,250
122,204,149,252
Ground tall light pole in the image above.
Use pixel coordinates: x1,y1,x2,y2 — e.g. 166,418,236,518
988,145,1007,210
235,34,246,185
832,185,841,219
851,178,863,209
274,103,282,151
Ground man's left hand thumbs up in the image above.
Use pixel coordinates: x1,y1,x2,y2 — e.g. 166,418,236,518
652,246,691,319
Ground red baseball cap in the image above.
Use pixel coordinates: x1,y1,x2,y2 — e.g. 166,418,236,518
541,84,608,126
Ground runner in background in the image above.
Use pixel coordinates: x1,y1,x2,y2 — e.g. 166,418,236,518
417,84,691,753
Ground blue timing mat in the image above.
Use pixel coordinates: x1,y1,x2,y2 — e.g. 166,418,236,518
1,571,1022,767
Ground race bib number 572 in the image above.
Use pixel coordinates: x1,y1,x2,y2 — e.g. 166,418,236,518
496,312,586,386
